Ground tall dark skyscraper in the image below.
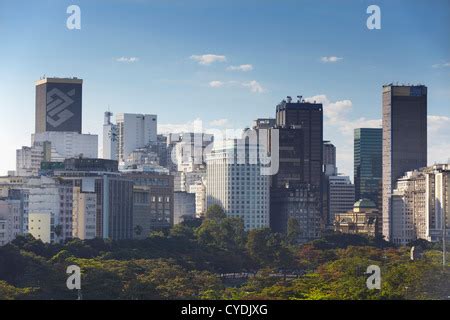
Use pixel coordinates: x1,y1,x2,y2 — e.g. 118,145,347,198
354,128,382,207
382,85,427,241
274,97,323,188
35,77,83,134
270,97,323,240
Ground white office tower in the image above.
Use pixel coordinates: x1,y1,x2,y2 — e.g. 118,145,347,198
206,139,270,230
102,111,118,160
116,113,157,163
32,131,98,160
27,176,73,243
328,176,355,225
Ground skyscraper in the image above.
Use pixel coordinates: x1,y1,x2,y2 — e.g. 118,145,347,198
327,175,355,225
274,97,323,189
323,141,336,169
382,85,427,241
270,96,323,240
354,128,382,208
116,113,157,163
206,139,270,231
35,77,83,134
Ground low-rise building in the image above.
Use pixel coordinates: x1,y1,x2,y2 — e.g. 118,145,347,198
334,199,380,237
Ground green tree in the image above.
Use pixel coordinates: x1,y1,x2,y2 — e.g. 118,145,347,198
205,204,226,221
287,217,301,244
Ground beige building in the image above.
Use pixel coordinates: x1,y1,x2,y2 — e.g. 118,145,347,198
334,199,380,237
189,179,207,217
72,187,97,240
28,212,52,243
389,164,450,245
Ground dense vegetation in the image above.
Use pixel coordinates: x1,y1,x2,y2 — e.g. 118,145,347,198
1,205,449,300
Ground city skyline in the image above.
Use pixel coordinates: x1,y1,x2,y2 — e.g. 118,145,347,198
0,0,450,177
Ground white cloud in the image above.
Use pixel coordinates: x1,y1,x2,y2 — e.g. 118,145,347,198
320,56,343,63
209,80,225,88
432,62,450,68
158,118,203,134
208,80,265,93
428,115,450,133
190,54,227,65
116,57,139,63
305,94,380,176
242,80,264,93
227,64,254,72
209,118,229,127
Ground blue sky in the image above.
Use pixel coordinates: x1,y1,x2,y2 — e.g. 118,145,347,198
0,0,449,176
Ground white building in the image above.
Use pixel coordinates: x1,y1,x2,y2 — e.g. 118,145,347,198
173,191,196,224
16,132,98,176
16,142,51,176
102,111,118,160
391,171,423,245
206,139,270,230
116,113,157,163
32,131,98,160
189,180,207,217
72,186,97,240
328,175,355,225
27,176,73,243
0,198,21,246
168,133,213,173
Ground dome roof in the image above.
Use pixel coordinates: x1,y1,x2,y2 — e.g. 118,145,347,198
354,199,376,209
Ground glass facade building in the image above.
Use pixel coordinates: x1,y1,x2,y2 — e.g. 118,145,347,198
354,128,382,210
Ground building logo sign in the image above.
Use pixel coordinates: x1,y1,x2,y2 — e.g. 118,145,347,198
46,88,76,128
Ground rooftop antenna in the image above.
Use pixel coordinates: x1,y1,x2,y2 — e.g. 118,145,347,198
297,95,302,103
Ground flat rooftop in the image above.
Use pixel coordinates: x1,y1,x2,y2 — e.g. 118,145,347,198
35,77,83,86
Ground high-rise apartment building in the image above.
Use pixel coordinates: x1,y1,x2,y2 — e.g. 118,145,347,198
390,164,450,245
354,128,382,208
35,77,83,134
382,85,427,241
27,176,74,243
116,113,157,163
72,186,97,240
